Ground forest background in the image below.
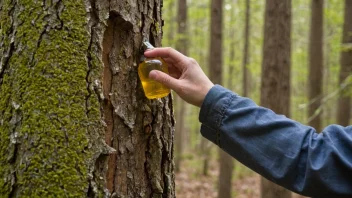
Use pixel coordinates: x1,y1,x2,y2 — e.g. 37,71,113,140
163,0,351,197
0,0,351,197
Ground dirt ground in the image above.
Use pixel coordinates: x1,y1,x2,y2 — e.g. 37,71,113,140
175,157,306,198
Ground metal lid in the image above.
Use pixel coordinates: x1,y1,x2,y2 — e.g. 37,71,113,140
142,41,155,51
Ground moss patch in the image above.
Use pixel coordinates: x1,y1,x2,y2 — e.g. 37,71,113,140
0,0,101,196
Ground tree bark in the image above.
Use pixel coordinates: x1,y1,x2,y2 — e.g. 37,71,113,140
0,0,175,197
260,0,292,198
308,0,324,132
337,0,352,126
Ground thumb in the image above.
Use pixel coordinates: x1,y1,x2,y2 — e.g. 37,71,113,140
149,70,179,91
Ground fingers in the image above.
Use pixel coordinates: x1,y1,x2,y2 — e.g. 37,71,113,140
149,70,180,91
144,47,185,68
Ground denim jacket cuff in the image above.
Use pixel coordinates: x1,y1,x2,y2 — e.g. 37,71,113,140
199,85,237,146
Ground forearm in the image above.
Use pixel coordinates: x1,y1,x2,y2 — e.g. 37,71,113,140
199,85,352,197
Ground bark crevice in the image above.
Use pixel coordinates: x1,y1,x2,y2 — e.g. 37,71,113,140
86,0,99,117
85,0,113,197
103,11,116,194
0,1,17,86
1,0,174,196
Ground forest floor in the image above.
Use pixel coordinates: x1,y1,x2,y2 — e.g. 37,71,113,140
175,152,306,198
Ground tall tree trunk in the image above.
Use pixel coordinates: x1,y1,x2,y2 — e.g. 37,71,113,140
174,96,185,173
174,0,188,173
218,150,234,198
337,0,352,126
308,0,324,132
208,0,233,197
260,0,292,198
242,0,251,97
228,37,236,89
209,0,223,85
200,135,211,176
0,0,175,197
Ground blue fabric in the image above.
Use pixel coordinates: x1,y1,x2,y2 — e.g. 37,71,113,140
199,85,352,197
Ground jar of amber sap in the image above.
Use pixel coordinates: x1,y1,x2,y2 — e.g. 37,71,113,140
138,42,170,99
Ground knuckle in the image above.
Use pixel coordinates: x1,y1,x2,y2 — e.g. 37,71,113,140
188,58,197,65
176,84,187,95
165,47,173,54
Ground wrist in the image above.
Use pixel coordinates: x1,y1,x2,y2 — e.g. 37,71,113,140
197,83,214,107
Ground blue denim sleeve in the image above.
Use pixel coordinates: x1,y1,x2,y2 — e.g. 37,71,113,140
199,85,352,197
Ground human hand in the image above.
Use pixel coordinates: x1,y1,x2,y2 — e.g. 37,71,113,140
144,47,214,107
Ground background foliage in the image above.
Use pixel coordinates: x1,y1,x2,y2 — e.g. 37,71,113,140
162,0,349,197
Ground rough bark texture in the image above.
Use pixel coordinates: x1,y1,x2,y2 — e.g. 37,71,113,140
0,0,175,197
337,0,352,126
308,0,324,132
0,1,104,196
174,0,187,173
260,0,292,198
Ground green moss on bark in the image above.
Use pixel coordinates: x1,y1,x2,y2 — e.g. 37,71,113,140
0,0,102,196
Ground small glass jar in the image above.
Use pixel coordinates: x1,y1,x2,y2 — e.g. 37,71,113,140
138,41,170,99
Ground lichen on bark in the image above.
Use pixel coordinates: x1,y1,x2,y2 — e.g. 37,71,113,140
0,0,175,197
0,0,105,196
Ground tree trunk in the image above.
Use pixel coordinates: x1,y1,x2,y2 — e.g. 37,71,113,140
242,0,251,97
337,0,352,126
174,0,188,173
209,0,223,86
308,0,324,132
200,137,211,176
260,0,292,198
218,149,234,198
0,0,175,197
208,0,234,197
174,96,185,173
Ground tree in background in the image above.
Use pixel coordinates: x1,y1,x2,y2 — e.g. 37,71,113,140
161,0,348,197
260,0,292,197
0,0,175,196
185,0,213,177
208,0,234,197
175,0,188,173
227,0,237,90
337,0,352,126
242,0,251,97
308,0,324,132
